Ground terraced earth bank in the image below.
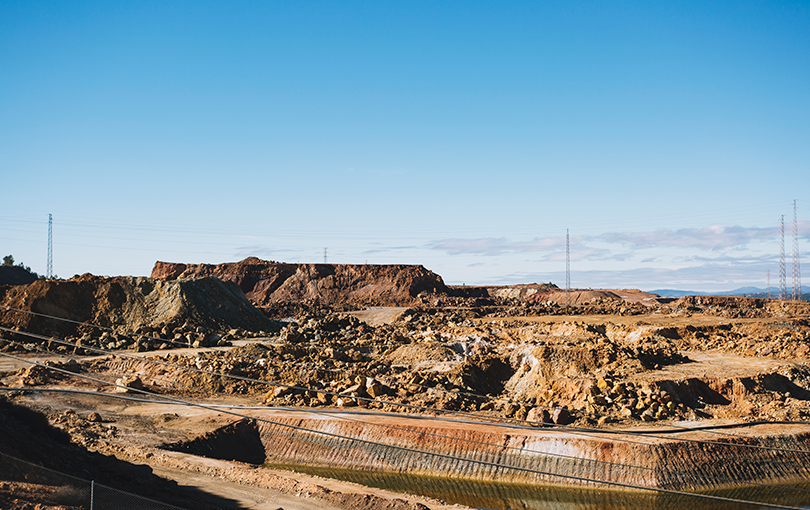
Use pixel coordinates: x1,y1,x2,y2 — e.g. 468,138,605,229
150,258,454,309
2,262,810,509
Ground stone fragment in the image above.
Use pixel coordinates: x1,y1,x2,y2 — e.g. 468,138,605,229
479,400,495,411
272,385,293,398
526,407,551,424
366,380,387,398
341,383,366,397
596,377,611,391
336,397,357,407
640,409,655,422
552,407,571,425
115,375,145,393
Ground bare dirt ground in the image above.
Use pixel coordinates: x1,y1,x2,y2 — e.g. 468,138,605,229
3,389,467,510
3,285,810,508
347,307,409,326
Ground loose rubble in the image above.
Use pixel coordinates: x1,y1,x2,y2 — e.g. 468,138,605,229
24,294,805,428
3,264,810,508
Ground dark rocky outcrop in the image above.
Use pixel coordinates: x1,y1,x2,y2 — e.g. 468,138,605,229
0,266,38,286
164,418,266,465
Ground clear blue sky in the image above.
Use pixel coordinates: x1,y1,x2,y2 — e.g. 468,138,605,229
1,1,808,291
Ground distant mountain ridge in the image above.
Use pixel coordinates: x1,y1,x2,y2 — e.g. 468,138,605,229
650,287,809,301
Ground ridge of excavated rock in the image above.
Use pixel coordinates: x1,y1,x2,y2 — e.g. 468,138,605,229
0,274,279,339
151,257,451,307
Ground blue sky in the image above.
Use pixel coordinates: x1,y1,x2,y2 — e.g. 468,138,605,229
1,1,808,291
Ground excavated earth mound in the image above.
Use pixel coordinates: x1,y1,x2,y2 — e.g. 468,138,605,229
528,289,625,305
151,257,451,308
0,274,280,343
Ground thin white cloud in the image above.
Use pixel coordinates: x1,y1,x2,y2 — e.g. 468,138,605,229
233,246,299,259
428,223,804,257
361,245,419,255
674,253,776,264
542,247,613,262
488,260,775,291
427,237,563,256
596,225,778,251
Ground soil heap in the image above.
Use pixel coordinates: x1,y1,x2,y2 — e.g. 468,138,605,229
151,257,452,308
0,274,280,351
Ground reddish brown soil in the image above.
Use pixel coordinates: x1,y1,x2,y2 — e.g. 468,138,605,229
0,481,82,510
151,258,451,307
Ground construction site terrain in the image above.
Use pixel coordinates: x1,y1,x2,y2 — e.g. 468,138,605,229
1,258,810,510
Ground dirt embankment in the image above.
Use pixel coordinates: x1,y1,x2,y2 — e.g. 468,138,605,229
0,274,281,351
0,398,238,509
151,258,452,308
150,259,666,312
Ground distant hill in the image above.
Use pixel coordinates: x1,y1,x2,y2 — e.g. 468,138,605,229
0,265,38,286
650,287,809,301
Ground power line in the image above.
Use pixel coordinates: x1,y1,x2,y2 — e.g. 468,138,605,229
767,269,771,300
1,351,808,509
0,306,719,439
8,305,810,456
0,451,185,510
9,382,810,498
5,323,810,459
9,322,810,503
0,304,547,414
7,303,810,454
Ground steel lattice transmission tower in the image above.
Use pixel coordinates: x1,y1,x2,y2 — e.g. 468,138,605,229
565,229,570,307
794,199,802,300
767,270,771,299
779,215,787,300
46,213,53,279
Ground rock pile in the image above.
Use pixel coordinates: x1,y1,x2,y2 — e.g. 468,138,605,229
0,274,281,353
9,275,810,430
582,377,686,423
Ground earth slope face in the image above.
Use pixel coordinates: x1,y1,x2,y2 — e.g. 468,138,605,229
151,257,450,307
0,274,277,338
